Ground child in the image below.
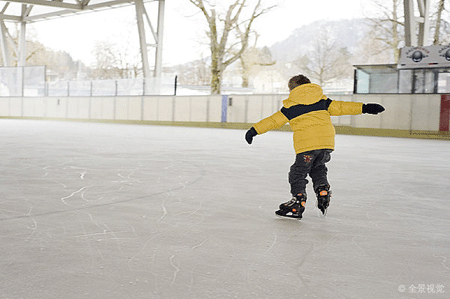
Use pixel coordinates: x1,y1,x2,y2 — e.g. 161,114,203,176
245,74,385,219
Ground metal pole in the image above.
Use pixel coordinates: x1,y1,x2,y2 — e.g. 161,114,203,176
17,5,27,67
21,66,24,97
143,78,146,95
174,75,177,96
418,0,430,46
44,66,48,96
404,0,416,46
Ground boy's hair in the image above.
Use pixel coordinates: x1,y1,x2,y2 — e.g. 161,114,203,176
288,75,311,91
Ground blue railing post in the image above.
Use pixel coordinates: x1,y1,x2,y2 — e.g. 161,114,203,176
221,95,228,122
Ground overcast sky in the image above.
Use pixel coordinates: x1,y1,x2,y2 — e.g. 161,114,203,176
30,0,368,67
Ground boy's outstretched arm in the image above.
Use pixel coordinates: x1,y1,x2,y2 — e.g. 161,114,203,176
328,100,385,116
245,111,288,145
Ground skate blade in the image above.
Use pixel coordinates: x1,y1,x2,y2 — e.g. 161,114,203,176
316,201,328,216
275,210,302,220
317,208,328,217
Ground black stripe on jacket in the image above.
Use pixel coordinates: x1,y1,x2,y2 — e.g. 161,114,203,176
280,99,332,120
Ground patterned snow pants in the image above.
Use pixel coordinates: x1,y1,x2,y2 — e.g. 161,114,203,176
289,149,333,196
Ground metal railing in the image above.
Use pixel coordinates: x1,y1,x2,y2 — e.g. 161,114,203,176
0,66,177,97
46,77,176,97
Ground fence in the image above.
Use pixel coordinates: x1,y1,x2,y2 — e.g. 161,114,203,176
46,77,177,96
0,66,46,96
0,66,176,97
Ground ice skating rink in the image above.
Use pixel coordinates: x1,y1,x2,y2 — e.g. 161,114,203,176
0,119,449,299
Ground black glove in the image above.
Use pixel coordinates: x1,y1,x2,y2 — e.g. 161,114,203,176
245,127,257,144
362,103,385,115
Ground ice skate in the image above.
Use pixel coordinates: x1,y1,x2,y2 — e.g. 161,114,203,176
275,193,306,219
315,185,331,215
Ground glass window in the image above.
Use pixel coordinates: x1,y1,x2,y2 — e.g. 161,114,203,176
399,70,413,93
355,69,369,93
369,72,398,93
356,65,450,94
354,65,398,94
424,70,437,93
438,71,450,93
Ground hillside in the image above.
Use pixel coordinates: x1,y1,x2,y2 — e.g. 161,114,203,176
269,18,370,63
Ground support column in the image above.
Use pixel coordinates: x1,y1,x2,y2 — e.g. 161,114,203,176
404,0,416,46
154,0,165,78
0,19,12,66
404,0,431,46
417,0,430,46
135,0,151,78
18,4,32,67
18,18,26,66
134,0,165,78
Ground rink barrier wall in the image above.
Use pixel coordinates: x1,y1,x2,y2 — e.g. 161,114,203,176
0,94,449,140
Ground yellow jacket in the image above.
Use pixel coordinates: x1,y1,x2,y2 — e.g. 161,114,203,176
253,83,363,154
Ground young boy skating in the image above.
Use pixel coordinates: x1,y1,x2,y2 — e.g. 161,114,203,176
245,74,385,219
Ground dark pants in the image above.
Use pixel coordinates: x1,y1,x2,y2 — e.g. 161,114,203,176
289,149,333,196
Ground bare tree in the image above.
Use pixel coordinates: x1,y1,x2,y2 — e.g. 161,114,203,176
176,56,211,86
239,36,275,88
188,0,274,94
93,41,120,79
433,0,448,44
295,26,352,86
92,39,141,79
354,25,393,65
366,0,403,62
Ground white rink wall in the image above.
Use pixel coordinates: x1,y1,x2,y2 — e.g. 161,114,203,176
0,94,443,131
352,94,441,131
0,96,224,123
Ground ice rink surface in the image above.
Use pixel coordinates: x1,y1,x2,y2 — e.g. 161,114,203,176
0,119,449,299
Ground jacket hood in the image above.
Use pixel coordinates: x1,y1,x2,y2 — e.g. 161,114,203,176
283,83,326,107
